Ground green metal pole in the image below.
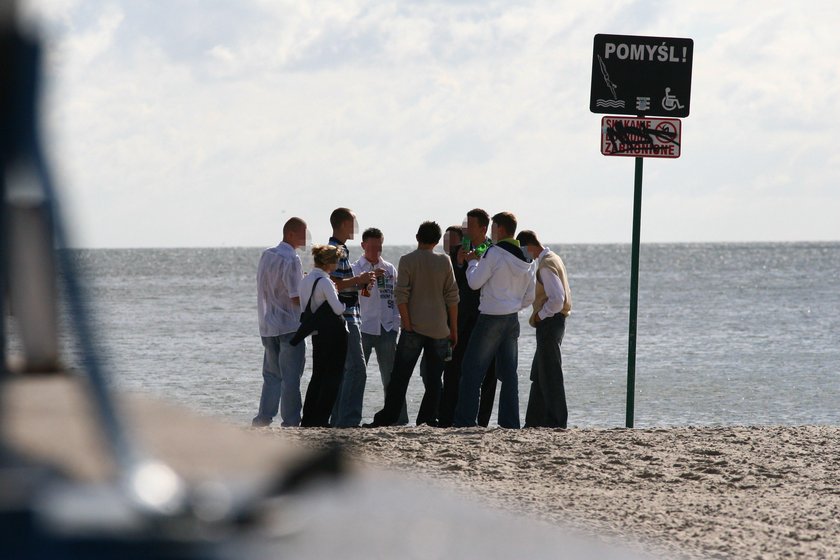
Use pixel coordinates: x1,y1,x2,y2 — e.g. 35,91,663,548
626,156,643,428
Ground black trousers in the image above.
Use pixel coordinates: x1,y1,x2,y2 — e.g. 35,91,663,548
524,313,567,428
301,319,348,427
372,331,447,427
438,312,497,428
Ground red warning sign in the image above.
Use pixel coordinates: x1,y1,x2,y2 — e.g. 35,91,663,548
601,116,681,158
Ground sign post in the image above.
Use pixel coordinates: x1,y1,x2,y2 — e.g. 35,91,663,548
590,33,693,428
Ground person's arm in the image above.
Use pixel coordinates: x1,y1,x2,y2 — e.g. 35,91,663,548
447,304,458,346
287,256,303,307
398,303,412,331
321,279,347,315
333,272,374,290
296,276,313,312
442,260,460,345
537,268,565,320
521,265,536,311
394,256,411,314
456,247,467,267
465,247,494,290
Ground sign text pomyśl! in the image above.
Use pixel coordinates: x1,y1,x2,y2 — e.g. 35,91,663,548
602,42,689,63
590,34,693,118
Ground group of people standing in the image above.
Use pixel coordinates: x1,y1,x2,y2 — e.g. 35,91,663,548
251,206,572,430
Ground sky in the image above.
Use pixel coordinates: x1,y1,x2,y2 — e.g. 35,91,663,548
18,0,840,247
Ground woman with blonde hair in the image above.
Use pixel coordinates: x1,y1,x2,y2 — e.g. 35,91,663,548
299,244,348,427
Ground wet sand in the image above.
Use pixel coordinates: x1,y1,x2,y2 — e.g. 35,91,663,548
268,425,840,559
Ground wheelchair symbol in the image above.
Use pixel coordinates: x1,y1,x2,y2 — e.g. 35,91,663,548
661,88,684,111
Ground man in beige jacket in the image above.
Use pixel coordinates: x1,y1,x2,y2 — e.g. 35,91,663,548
517,230,572,428
366,221,459,427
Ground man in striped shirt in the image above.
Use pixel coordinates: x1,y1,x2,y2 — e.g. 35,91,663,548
329,207,376,427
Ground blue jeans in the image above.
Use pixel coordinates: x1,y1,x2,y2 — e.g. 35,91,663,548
454,313,521,428
253,333,306,427
332,321,367,427
362,327,407,424
371,330,448,426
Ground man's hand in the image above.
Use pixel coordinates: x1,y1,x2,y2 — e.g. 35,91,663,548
401,316,414,332
448,328,457,347
464,250,479,262
357,270,375,286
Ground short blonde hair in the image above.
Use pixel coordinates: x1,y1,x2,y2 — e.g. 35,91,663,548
311,244,344,267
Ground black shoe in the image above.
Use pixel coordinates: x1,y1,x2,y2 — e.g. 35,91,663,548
362,422,380,428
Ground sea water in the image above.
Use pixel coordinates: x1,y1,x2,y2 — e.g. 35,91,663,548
8,243,840,428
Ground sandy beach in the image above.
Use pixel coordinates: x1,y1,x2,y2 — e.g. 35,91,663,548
268,425,840,559
4,377,838,558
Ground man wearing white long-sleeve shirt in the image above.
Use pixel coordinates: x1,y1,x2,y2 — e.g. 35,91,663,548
252,217,308,428
352,228,406,424
453,212,536,429
517,230,572,429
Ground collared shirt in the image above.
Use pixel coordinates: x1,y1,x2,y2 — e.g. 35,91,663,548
352,256,400,335
257,241,303,337
536,246,566,320
329,237,361,325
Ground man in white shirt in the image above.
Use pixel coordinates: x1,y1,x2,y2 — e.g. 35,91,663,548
517,229,572,429
352,228,406,424
252,217,308,427
453,212,536,429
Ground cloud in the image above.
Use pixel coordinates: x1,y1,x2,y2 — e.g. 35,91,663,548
19,0,840,246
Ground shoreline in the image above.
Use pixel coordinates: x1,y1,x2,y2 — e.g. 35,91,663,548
267,425,840,559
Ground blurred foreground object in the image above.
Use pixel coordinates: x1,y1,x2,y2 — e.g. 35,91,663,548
1,0,58,374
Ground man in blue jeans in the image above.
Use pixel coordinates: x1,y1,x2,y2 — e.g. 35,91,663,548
329,207,377,427
366,221,459,427
252,217,309,427
352,227,407,424
454,212,536,429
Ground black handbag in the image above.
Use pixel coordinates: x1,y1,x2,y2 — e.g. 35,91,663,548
290,276,337,346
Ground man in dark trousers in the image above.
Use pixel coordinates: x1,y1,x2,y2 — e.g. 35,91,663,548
365,221,458,427
437,208,498,427
517,230,572,428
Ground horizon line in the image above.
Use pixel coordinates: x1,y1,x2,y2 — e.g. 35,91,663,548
60,239,840,250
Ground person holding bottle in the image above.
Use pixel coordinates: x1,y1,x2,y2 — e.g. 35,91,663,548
327,207,376,427
437,209,498,428
454,212,536,429
352,227,406,424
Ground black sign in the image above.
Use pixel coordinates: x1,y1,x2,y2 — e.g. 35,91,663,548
590,34,693,118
